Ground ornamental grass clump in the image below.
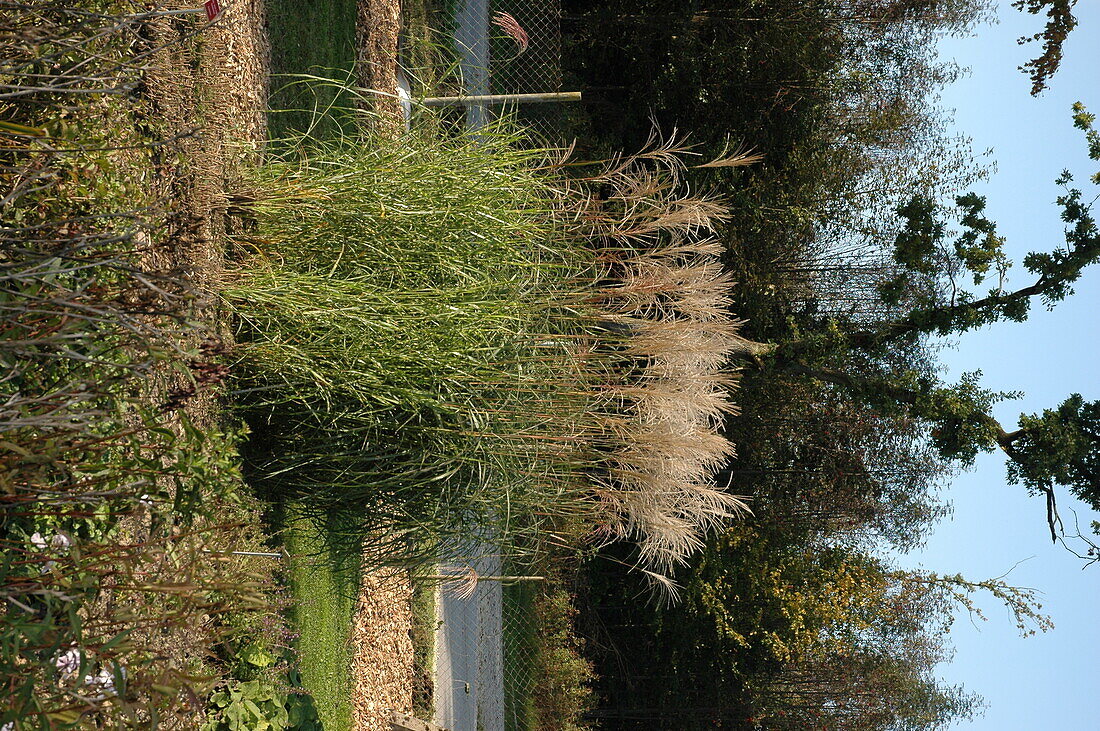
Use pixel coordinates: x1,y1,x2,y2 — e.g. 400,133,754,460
225,118,750,577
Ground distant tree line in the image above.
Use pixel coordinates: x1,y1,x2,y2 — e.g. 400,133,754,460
561,0,1095,728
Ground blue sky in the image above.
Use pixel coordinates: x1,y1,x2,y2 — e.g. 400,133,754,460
902,2,1100,728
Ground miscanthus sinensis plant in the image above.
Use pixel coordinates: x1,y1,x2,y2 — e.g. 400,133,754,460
224,118,751,585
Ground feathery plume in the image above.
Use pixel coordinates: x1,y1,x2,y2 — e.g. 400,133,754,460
492,12,529,55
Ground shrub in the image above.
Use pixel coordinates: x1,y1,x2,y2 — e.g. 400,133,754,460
1,3,272,726
226,103,750,581
531,588,596,730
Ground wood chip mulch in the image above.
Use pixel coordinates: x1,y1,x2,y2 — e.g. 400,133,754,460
171,1,419,727
357,0,404,126
351,569,417,730
347,2,421,728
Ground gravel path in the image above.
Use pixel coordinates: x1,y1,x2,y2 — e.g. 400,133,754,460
434,547,505,731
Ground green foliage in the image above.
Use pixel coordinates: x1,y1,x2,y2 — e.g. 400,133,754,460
890,107,1100,336
558,1,1090,728
580,517,1030,728
500,570,597,729
229,98,748,579
893,195,946,275
954,192,1010,285
203,680,321,731
530,588,596,730
668,534,1039,727
1008,394,1100,510
409,579,437,719
0,239,259,724
681,529,884,667
1,4,273,726
1013,0,1080,95
920,372,1009,466
279,508,358,731
1072,101,1100,180
203,635,322,731
205,682,289,731
265,0,359,138
227,119,594,563
877,192,1011,332
769,105,1100,542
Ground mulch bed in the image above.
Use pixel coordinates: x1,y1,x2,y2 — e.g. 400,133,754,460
149,0,417,728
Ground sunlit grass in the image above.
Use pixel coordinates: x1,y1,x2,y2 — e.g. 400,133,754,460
265,0,358,138
282,506,357,730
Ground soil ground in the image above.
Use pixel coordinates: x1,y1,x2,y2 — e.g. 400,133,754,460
146,1,414,728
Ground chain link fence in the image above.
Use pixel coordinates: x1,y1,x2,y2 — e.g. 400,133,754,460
430,561,538,731
401,8,584,728
502,580,541,731
486,0,565,140
428,560,592,731
402,0,569,141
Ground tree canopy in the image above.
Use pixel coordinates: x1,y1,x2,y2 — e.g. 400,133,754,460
1013,0,1080,95
747,104,1100,544
563,1,1089,726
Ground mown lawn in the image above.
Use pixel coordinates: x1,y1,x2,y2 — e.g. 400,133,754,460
262,6,362,727
282,507,359,730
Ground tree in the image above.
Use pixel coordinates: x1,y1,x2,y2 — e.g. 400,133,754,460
706,543,1041,729
741,106,1100,544
721,391,953,551
753,651,982,730
1013,0,1080,95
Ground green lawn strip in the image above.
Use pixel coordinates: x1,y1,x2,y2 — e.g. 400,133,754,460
283,506,358,731
266,0,358,138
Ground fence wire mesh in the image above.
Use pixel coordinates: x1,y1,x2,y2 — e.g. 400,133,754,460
402,0,567,142
487,1,564,140
429,568,565,731
403,7,580,728
502,581,541,731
